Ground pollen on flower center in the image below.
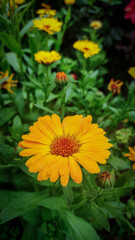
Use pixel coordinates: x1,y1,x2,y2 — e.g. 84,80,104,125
45,25,50,29
83,47,89,51
50,136,80,157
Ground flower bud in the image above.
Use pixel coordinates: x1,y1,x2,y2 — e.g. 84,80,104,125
116,128,132,144
64,0,76,5
55,72,69,86
96,171,115,189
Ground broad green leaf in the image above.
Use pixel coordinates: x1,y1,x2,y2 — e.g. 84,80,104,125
34,104,55,114
90,201,110,231
39,197,68,211
6,52,21,73
63,211,101,240
20,20,33,38
101,187,133,198
0,108,16,126
11,90,25,117
21,224,37,240
127,111,135,121
115,171,135,187
65,85,72,103
18,163,53,187
35,89,45,106
0,191,48,224
0,32,21,53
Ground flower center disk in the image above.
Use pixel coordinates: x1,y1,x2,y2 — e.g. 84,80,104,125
51,136,79,157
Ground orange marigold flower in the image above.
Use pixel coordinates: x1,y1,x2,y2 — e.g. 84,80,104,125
108,78,123,95
0,70,18,93
33,17,62,35
34,51,61,65
124,146,135,170
18,114,113,187
56,72,68,85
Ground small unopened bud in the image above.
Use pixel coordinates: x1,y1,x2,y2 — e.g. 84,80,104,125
116,128,132,144
96,171,115,189
55,72,69,86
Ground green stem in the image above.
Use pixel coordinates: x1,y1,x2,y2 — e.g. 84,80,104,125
63,185,73,207
61,87,66,120
82,58,86,98
45,65,50,101
56,6,71,51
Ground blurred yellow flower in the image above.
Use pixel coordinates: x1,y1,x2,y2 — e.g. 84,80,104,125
64,0,76,5
18,114,112,186
73,40,100,58
90,20,102,30
128,66,135,79
108,78,123,95
34,51,61,64
33,18,62,35
124,146,135,170
9,0,25,7
0,70,18,93
37,9,56,17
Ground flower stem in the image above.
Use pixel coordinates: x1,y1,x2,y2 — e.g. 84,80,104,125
56,6,71,51
61,87,66,120
82,58,86,98
45,65,50,101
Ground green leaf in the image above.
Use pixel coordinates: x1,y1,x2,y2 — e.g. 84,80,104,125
0,191,48,224
0,108,16,126
39,197,68,211
90,201,110,231
6,52,21,73
63,211,101,240
65,85,72,103
0,32,21,53
35,89,45,106
34,104,55,114
127,111,135,121
11,90,25,117
0,143,15,161
20,20,33,38
101,187,133,198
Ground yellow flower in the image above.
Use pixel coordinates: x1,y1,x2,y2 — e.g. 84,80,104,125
0,70,18,93
128,66,135,79
90,20,102,30
18,114,113,186
33,18,62,35
124,146,135,170
108,78,124,95
9,0,25,7
64,0,76,5
34,51,61,65
36,9,56,17
73,40,101,58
